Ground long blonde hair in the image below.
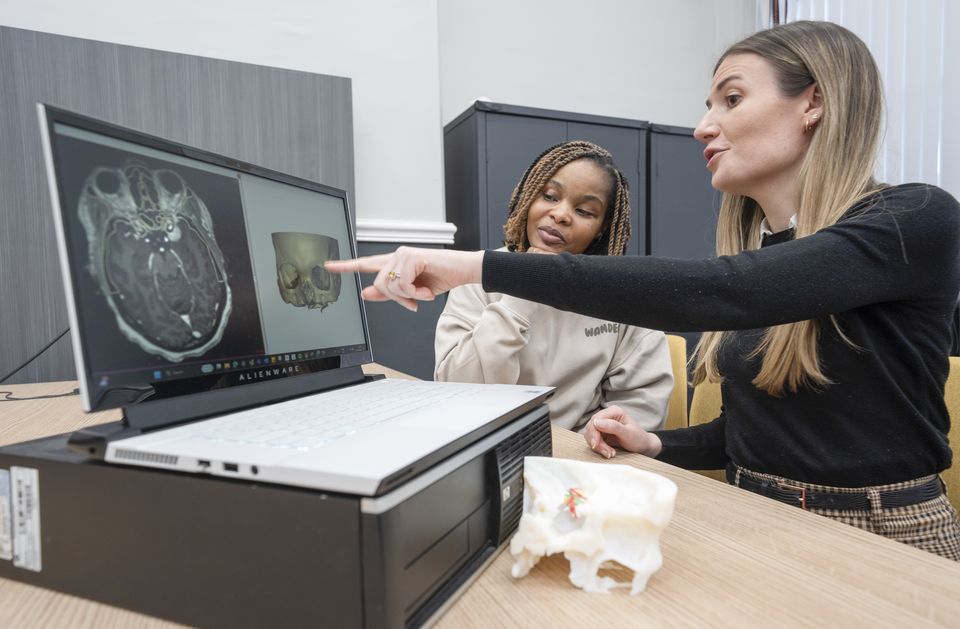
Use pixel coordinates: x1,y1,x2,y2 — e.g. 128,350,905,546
692,21,885,396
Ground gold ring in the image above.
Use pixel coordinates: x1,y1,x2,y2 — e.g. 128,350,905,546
387,270,399,280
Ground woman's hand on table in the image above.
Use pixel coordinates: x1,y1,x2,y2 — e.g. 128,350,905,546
584,405,663,459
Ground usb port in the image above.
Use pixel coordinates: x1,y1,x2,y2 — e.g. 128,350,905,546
223,462,239,472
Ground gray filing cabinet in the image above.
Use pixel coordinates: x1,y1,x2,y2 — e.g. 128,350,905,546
648,123,720,259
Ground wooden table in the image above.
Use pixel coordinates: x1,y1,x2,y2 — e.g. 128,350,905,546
1,371,959,628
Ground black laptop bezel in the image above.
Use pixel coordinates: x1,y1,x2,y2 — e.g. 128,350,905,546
38,104,374,428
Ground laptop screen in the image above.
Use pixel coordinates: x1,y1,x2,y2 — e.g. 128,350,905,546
39,106,371,412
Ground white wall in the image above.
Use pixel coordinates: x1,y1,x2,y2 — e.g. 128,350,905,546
438,0,754,127
0,0,448,231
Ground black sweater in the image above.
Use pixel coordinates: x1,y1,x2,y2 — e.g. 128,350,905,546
483,184,960,486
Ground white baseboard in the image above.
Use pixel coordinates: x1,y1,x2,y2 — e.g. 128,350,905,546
356,218,457,245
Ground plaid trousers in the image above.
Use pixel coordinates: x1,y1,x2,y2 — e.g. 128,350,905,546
732,466,960,562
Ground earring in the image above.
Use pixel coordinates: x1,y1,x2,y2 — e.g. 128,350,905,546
804,113,820,133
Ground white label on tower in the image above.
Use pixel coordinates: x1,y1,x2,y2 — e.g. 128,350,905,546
0,469,11,561
11,466,41,572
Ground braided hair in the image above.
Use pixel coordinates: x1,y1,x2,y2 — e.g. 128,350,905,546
502,140,632,256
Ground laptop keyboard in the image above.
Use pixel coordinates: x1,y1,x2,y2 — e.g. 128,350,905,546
197,379,481,451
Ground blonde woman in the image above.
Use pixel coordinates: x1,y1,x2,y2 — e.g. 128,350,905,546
434,141,672,431
329,21,960,560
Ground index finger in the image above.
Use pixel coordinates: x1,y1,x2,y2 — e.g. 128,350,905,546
325,254,392,274
583,421,616,459
583,421,601,450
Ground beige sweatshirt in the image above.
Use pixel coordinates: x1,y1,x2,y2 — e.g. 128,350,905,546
434,282,673,431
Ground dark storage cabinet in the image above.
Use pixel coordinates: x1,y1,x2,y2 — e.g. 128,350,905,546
443,102,717,259
649,124,720,259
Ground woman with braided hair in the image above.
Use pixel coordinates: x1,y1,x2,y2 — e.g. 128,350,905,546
329,21,960,559
434,141,673,431
498,141,633,257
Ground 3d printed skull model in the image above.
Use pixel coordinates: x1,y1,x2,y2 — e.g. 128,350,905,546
78,160,232,362
510,457,677,594
271,232,342,310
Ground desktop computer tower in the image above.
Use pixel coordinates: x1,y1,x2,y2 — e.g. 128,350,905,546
0,408,551,628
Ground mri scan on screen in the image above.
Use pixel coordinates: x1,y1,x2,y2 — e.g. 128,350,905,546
78,160,232,362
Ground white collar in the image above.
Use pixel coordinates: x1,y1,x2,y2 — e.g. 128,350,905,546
760,214,797,238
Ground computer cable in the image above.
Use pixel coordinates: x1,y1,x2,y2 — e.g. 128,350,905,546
0,389,79,402
0,326,70,385
0,327,80,400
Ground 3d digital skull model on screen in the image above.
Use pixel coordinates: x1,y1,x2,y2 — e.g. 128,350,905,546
271,232,342,310
510,457,677,595
78,160,232,362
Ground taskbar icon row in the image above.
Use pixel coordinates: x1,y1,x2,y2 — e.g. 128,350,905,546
97,349,356,389
197,350,327,375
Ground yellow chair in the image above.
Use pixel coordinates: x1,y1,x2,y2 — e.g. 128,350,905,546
943,356,960,512
689,378,725,482
663,335,688,430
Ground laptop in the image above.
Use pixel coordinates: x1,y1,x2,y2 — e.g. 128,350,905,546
37,104,552,496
